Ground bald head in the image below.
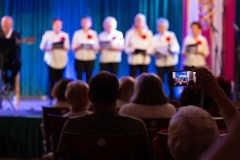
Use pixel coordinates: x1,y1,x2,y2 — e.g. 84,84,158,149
1,16,14,34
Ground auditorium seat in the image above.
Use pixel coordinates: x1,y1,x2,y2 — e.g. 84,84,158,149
213,117,227,131
141,118,170,143
42,106,69,153
57,132,147,160
47,114,68,160
152,131,173,160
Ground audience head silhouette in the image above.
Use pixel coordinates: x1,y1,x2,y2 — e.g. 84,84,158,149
89,71,119,107
51,78,73,102
65,80,89,112
118,76,135,102
168,105,219,160
131,73,168,105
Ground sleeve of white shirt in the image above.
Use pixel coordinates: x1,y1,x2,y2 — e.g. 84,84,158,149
71,31,79,50
124,30,134,54
40,32,47,51
201,37,210,57
64,33,70,50
170,33,180,54
146,31,154,54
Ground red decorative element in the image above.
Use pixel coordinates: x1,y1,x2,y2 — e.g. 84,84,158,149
166,36,171,43
141,34,147,39
87,34,93,39
112,36,116,40
196,41,202,46
60,37,65,42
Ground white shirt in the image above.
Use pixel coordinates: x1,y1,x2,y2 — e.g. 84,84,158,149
72,29,99,61
182,35,209,67
40,30,70,69
152,31,180,67
98,30,124,63
125,28,153,65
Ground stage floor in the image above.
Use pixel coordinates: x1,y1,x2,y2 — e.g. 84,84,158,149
0,98,51,113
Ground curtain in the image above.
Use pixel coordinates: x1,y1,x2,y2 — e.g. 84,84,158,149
0,0,183,96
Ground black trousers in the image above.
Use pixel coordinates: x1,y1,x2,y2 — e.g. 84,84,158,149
156,66,175,99
129,65,148,78
100,63,119,75
3,58,21,89
48,66,65,99
75,59,95,83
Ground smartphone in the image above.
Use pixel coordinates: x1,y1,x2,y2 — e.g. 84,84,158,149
168,70,199,86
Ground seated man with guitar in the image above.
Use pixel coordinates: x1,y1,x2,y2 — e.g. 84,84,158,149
0,16,34,91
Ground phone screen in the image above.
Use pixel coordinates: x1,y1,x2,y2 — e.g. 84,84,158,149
169,70,198,86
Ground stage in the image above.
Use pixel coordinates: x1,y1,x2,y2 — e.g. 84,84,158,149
0,98,51,159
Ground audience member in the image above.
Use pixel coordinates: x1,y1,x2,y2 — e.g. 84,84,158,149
57,71,152,159
216,76,232,99
51,78,73,108
116,76,135,110
179,86,220,117
168,105,219,160
63,80,92,117
194,68,240,160
119,73,176,118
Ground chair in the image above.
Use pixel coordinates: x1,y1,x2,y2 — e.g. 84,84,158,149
42,106,70,153
141,118,170,142
152,132,173,160
47,114,68,160
213,117,227,131
57,132,148,160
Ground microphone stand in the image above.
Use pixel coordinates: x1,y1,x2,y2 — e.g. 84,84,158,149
210,23,221,76
234,27,240,100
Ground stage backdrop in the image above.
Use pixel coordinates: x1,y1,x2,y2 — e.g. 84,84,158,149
0,0,183,96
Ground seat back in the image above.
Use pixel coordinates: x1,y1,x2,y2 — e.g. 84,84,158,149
141,118,170,142
42,106,69,153
152,132,173,160
58,132,147,160
213,117,227,131
47,114,68,160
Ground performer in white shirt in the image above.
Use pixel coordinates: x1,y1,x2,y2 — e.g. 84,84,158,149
40,19,70,99
125,13,153,78
182,22,209,70
99,16,124,75
152,18,180,99
72,16,99,83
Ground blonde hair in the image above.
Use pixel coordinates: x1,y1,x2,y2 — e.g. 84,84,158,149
65,80,89,111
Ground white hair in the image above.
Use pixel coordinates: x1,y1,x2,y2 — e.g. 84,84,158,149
103,16,117,30
168,106,219,160
157,17,169,29
1,15,13,25
133,13,148,29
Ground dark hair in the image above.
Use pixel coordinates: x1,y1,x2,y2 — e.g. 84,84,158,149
131,73,168,105
52,18,62,25
51,78,73,101
179,86,220,117
65,81,89,111
191,21,202,29
89,71,119,104
216,76,232,99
